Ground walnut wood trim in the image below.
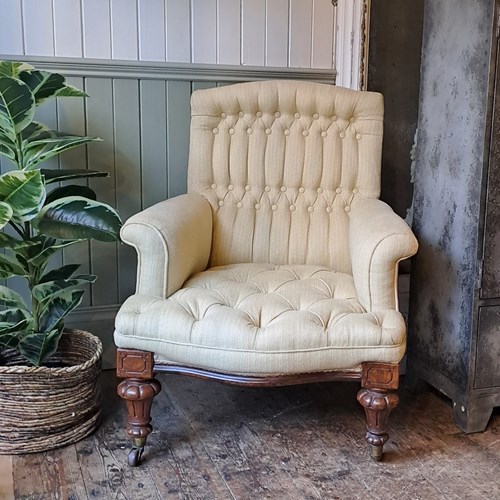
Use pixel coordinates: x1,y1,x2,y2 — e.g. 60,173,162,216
153,364,362,387
116,348,154,380
361,362,399,390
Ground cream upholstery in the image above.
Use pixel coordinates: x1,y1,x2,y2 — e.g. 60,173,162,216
114,80,418,377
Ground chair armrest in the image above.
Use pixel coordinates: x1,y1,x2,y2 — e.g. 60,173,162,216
349,198,418,312
121,194,212,298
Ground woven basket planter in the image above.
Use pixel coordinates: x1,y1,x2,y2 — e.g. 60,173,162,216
0,329,102,454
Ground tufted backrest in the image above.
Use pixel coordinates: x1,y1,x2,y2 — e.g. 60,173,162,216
187,80,384,272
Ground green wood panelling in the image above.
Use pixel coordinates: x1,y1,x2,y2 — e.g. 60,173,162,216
85,78,119,306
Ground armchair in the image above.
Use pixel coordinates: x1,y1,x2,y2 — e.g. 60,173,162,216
114,80,418,466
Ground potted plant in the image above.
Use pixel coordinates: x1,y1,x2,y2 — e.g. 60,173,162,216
0,60,122,453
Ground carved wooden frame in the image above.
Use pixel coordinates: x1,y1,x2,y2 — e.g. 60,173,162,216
116,347,400,465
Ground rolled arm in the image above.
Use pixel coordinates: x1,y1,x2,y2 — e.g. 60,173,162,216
349,198,418,312
121,194,212,298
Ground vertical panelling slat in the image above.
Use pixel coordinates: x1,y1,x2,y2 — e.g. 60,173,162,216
242,0,266,66
192,0,217,64
85,78,118,306
113,80,141,302
166,0,191,62
166,81,191,198
53,0,83,57
82,0,112,59
289,0,313,68
0,0,24,55
217,0,241,65
192,81,218,92
265,0,289,67
57,76,91,307
110,0,139,60
138,0,166,61
140,80,168,209
312,0,334,69
22,0,54,56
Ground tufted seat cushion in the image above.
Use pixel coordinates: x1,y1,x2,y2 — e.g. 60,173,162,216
114,263,406,376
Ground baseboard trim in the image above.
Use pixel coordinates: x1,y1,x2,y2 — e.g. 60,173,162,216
3,55,336,84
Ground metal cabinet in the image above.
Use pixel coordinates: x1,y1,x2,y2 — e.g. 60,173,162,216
407,0,500,432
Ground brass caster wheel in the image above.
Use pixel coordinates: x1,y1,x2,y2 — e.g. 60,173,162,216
128,446,144,467
369,444,383,462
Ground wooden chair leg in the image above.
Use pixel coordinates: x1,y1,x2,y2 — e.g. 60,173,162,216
357,362,400,461
116,348,161,466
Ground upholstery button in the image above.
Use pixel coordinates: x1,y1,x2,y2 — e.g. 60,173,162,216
302,130,309,137
236,202,243,208
255,203,261,210
256,111,263,118
339,132,346,139
239,111,244,117
299,187,305,193
344,205,351,212
289,204,296,211
321,131,327,138
245,185,251,191
313,113,319,120
326,206,333,213
317,187,323,194
265,185,271,192
211,183,217,189
294,112,301,119
332,115,338,121
284,129,290,136
228,185,234,191
356,133,362,140
229,128,235,135
213,128,219,134
221,112,227,119
353,187,359,194
218,200,224,207
336,187,342,194
280,186,287,192
271,204,278,211
275,111,281,118
349,116,355,123
307,206,314,213
265,128,272,135
247,128,253,134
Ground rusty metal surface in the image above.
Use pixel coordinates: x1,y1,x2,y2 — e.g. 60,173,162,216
408,0,494,391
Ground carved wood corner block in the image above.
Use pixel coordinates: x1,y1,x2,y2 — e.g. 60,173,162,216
361,362,399,390
116,348,155,379
117,378,161,441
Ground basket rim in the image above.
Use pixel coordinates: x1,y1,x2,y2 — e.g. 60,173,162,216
0,328,102,375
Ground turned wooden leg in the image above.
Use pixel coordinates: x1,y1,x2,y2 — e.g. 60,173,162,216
116,348,161,466
357,362,400,461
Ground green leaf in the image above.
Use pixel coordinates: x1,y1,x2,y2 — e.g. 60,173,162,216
0,76,35,136
23,131,101,170
55,84,87,98
28,239,82,267
32,274,96,303
0,200,13,229
0,330,21,349
41,168,109,184
0,253,27,279
0,140,15,162
34,196,122,242
0,232,34,250
0,285,28,309
39,263,80,284
18,329,62,366
0,170,45,222
45,185,97,205
0,61,34,78
38,288,85,333
19,70,65,103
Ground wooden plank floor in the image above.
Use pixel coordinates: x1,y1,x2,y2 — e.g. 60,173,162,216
2,371,499,500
